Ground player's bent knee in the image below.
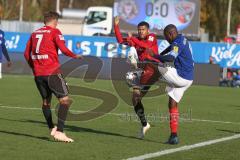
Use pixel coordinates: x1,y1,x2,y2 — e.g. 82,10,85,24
158,66,168,75
42,104,50,108
42,99,51,107
59,96,70,106
132,89,142,106
168,96,178,108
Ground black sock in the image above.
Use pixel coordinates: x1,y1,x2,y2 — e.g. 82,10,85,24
57,104,69,132
134,101,147,127
42,105,54,129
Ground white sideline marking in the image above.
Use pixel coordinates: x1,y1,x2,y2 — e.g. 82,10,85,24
189,118,240,125
126,134,240,160
0,105,240,125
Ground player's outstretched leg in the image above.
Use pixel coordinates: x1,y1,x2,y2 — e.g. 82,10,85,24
54,96,74,143
168,97,179,144
41,97,56,136
132,88,150,139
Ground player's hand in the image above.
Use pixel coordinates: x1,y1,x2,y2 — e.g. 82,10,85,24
128,32,133,38
75,55,83,59
7,61,12,67
114,16,120,25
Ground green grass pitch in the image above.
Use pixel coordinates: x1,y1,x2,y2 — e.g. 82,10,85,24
0,75,240,160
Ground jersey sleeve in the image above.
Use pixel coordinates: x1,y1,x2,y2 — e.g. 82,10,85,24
24,37,33,68
167,42,181,58
160,45,172,55
53,29,77,58
1,31,10,61
114,23,124,43
153,41,183,63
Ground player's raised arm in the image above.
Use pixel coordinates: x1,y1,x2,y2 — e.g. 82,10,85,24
114,16,124,43
54,29,82,59
114,16,134,46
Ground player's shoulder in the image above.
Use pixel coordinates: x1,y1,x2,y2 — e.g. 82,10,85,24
148,33,157,38
33,26,50,34
148,33,156,37
0,29,4,34
0,30,4,38
147,33,157,42
173,34,187,46
52,28,64,41
52,28,62,35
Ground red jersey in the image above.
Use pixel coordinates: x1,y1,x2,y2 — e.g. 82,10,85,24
114,24,159,62
24,26,77,76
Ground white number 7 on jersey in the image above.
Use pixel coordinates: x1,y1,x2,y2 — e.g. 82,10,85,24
36,34,43,54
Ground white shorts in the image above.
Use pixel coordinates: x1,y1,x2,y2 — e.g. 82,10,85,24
159,66,192,103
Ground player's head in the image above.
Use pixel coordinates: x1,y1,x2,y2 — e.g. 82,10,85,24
44,11,60,28
164,24,178,44
137,21,150,39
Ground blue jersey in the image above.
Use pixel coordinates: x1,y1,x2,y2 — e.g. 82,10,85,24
0,29,10,63
0,30,4,62
168,34,194,80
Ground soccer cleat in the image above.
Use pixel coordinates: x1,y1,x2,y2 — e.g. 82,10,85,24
53,131,74,143
50,126,57,136
138,123,151,139
168,134,179,145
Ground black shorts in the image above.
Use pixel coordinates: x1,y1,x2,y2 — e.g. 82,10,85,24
34,74,69,99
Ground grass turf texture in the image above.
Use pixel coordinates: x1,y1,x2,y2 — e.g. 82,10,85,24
0,75,240,160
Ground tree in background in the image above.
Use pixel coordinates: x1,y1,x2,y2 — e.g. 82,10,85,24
0,0,113,21
201,0,240,41
0,0,19,20
1,0,240,42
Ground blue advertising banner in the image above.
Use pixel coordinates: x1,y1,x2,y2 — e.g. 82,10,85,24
3,32,240,68
5,32,30,53
4,32,131,58
190,42,240,68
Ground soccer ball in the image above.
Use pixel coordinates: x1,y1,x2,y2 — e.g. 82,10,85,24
126,72,135,81
125,70,143,87
126,71,136,86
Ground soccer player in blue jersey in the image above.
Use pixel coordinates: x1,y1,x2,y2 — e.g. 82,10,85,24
0,29,11,79
153,24,194,144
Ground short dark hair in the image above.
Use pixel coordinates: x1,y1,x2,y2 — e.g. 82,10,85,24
138,21,149,28
44,11,60,24
164,24,178,34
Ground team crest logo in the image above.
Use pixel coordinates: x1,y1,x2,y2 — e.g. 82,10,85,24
148,36,154,42
174,1,196,24
173,46,179,53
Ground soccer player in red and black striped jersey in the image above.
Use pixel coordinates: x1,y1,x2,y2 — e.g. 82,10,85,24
24,11,82,143
114,16,160,139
